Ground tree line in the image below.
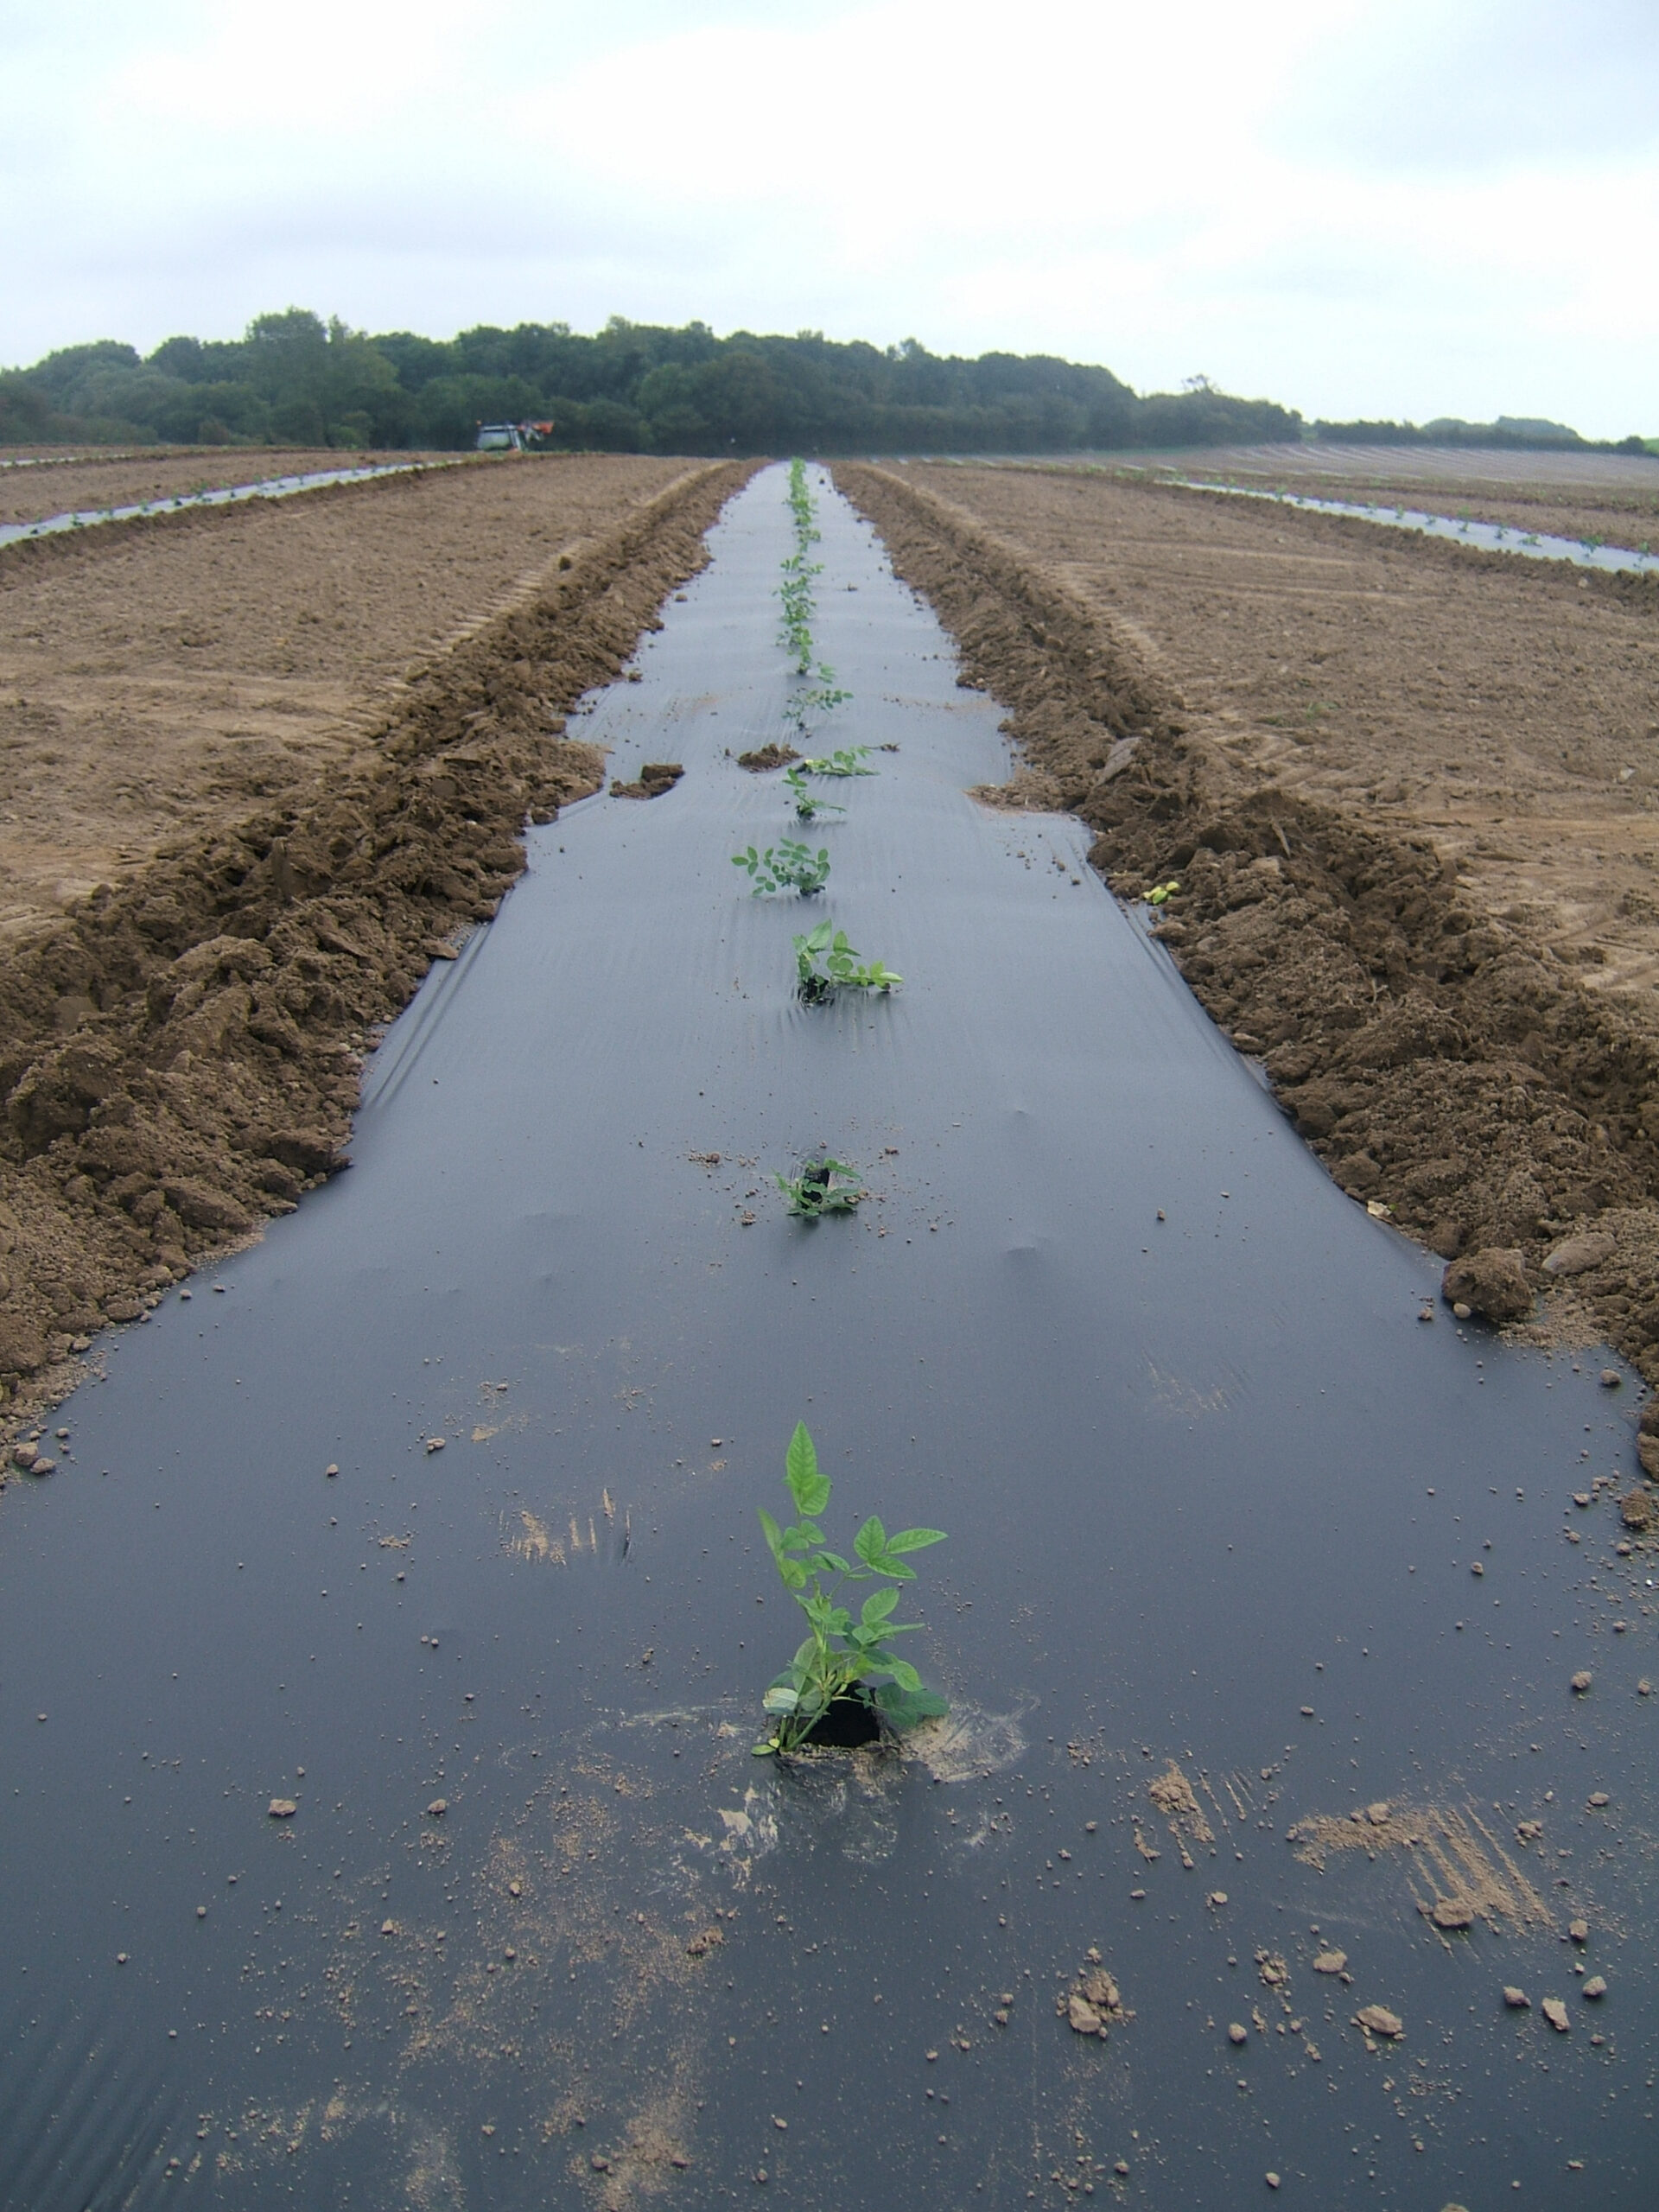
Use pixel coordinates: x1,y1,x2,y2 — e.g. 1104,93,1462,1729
3,308,1646,457
0,308,1306,454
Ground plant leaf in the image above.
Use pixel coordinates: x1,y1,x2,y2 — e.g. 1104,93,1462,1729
854,1516,887,1566
785,1421,830,1516
873,1682,949,1730
861,1586,900,1624
885,1527,947,1554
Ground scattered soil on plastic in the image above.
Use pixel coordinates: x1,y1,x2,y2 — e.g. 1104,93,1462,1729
834,460,1659,1384
0,460,753,1433
1146,1760,1214,1866
1287,1800,1553,1929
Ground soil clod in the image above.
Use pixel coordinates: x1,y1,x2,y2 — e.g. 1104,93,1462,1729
1441,1249,1532,1323
611,761,683,800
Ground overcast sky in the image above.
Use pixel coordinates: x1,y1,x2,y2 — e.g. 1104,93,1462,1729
3,0,1655,435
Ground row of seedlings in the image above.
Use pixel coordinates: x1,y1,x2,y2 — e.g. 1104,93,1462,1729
735,465,947,1758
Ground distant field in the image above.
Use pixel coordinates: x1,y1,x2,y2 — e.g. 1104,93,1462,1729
0,454,688,945
0,448,470,531
1015,442,1659,558
893,454,1659,995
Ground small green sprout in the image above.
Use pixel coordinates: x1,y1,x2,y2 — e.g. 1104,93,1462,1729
792,920,901,1001
1147,879,1181,906
754,1421,948,1756
732,840,830,896
783,766,846,822
800,746,875,778
774,1157,863,1217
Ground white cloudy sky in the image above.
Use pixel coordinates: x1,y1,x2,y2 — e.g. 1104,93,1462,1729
3,0,1656,434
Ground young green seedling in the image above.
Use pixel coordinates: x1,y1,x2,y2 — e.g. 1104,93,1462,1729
731,840,831,896
1147,878,1180,906
774,1156,864,1217
792,920,901,1002
783,766,845,823
800,746,875,778
754,1421,947,1755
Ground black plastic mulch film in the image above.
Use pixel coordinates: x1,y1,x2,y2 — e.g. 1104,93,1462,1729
1,469,1653,2209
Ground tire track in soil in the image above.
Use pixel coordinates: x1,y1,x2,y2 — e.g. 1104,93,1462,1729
833,462,1659,1423
0,461,758,1443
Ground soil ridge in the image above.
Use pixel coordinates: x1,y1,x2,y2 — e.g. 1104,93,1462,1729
0,461,755,1430
835,461,1659,1387
0,456,470,578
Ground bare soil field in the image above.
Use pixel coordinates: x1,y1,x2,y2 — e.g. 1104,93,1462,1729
1044,443,1659,558
837,459,1659,1382
0,455,752,1416
0,454,687,945
0,448,458,531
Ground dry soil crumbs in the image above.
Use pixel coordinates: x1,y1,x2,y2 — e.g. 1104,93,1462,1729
835,461,1659,1388
0,461,753,1431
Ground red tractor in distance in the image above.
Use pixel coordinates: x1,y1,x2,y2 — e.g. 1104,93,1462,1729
474,421,556,452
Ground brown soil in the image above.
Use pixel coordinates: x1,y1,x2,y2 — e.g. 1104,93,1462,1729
611,762,684,800
0,458,753,1429
1100,440,1659,555
0,448,457,531
834,461,1659,1385
1,454,693,946
1138,450,1659,557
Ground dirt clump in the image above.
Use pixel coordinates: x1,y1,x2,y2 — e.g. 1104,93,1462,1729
611,762,683,799
0,462,753,1436
1060,1950,1130,2037
737,743,798,772
834,461,1659,1382
1441,1248,1532,1322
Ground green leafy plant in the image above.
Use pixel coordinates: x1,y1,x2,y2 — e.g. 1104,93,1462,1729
732,840,830,896
800,746,875,778
783,670,854,738
792,920,901,1001
774,1156,864,1217
783,766,845,823
754,1421,948,1755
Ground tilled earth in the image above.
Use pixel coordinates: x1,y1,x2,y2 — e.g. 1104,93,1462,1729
0,446,453,531
1116,439,1659,557
0,457,753,1425
836,460,1659,1387
1,454,693,943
